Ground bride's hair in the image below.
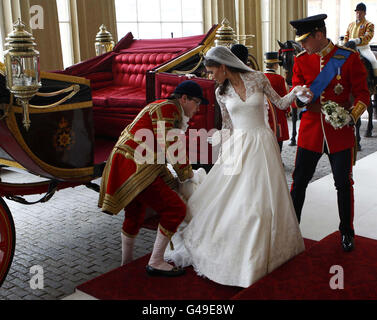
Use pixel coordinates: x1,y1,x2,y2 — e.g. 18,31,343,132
204,58,248,95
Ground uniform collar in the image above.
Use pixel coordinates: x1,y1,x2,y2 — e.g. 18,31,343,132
317,40,335,58
265,69,276,73
175,99,184,117
356,17,366,24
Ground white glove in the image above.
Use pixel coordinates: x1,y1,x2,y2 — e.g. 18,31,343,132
349,38,361,45
189,167,206,184
178,168,207,201
345,113,354,127
293,85,313,104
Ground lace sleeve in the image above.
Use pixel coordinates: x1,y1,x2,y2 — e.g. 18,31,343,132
260,73,296,110
217,91,233,134
214,88,233,160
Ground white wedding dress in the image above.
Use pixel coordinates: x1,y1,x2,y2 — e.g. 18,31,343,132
165,71,305,288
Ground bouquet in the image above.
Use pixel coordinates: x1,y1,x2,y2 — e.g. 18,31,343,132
321,101,352,129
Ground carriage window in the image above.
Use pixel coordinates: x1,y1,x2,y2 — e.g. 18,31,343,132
56,0,74,68
115,0,204,39
308,0,376,45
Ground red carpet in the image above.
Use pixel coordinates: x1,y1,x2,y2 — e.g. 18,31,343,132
303,237,317,250
77,233,377,300
77,254,242,300
232,232,377,300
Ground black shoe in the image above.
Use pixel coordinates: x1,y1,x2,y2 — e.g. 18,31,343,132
146,265,186,277
341,234,354,252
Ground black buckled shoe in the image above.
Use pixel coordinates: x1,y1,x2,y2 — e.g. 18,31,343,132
146,265,186,277
341,234,354,252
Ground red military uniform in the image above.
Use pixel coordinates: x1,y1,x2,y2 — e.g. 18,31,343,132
291,39,369,241
292,41,370,154
265,70,290,142
289,14,367,250
99,99,192,238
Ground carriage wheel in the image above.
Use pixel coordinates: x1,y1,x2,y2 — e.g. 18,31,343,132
0,197,16,287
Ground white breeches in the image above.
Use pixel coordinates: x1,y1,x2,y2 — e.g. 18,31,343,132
358,45,377,70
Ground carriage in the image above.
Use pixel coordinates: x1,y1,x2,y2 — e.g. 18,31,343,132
0,19,265,287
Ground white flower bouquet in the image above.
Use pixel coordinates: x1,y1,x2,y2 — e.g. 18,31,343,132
321,101,352,129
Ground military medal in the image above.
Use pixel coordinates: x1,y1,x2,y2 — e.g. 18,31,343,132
334,83,344,95
334,67,344,95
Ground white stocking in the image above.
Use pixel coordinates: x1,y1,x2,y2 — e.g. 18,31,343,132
121,232,135,266
148,229,174,271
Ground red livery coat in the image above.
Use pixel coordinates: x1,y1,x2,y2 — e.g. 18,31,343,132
292,41,370,154
98,99,192,215
265,71,290,142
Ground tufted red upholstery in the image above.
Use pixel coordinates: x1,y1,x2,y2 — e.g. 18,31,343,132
112,53,177,87
90,51,179,137
91,52,177,108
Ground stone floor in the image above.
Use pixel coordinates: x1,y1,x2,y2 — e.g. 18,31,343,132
0,119,377,300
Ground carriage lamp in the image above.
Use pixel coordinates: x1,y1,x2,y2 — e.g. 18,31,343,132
214,18,237,48
95,24,115,56
4,18,41,130
214,18,256,49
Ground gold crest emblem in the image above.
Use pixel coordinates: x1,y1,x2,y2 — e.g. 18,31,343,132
53,117,75,151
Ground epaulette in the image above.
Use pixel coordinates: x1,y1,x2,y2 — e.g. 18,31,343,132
296,50,307,58
337,45,356,53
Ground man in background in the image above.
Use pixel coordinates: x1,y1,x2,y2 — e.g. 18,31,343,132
263,51,290,153
344,2,377,77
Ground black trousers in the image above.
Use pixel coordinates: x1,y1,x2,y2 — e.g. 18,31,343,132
290,146,355,237
278,141,283,153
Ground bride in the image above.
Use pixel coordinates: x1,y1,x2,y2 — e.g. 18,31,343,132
165,46,309,288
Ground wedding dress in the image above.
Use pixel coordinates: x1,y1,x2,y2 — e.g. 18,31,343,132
165,70,305,288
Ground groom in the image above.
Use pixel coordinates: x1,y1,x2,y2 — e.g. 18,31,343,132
98,80,208,276
289,14,370,252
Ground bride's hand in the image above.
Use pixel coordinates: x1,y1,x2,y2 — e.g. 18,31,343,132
293,85,313,104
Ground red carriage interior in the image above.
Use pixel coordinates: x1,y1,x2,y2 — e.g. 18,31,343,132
58,31,217,166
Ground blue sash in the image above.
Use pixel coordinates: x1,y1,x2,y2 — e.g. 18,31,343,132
310,48,352,102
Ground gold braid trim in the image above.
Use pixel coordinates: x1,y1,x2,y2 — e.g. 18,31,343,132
121,230,138,238
0,62,5,76
172,54,204,75
29,89,79,109
100,164,163,213
350,101,367,123
34,84,79,98
158,223,175,250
